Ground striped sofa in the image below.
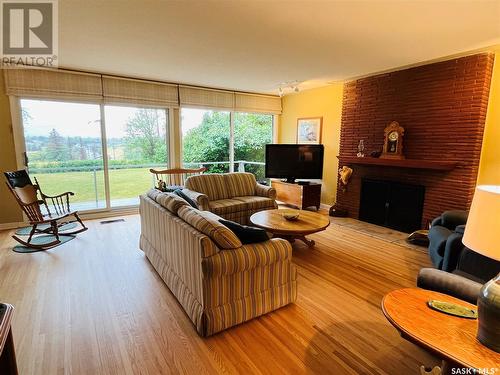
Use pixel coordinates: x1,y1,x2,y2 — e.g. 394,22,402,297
182,172,277,224
139,189,297,337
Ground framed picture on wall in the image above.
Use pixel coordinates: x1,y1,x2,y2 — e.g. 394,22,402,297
297,117,323,144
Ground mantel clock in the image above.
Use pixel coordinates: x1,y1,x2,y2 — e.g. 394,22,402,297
381,121,405,160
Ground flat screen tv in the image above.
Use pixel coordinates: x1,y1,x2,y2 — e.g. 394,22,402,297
265,144,324,182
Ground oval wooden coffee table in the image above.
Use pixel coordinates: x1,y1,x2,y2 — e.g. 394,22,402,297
250,209,330,247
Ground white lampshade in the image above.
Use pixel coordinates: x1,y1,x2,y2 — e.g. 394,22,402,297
462,185,500,261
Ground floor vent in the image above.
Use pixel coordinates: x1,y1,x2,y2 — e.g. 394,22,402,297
100,219,125,225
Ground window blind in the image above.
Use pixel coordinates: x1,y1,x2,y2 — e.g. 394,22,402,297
179,85,234,109
3,68,102,101
4,69,282,114
102,75,179,107
234,92,282,114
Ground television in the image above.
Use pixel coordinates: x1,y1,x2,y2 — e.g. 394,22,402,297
265,144,324,183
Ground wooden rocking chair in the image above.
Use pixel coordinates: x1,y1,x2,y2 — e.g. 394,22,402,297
4,170,88,250
149,167,206,191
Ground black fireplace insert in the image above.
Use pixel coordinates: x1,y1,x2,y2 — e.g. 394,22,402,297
359,178,425,233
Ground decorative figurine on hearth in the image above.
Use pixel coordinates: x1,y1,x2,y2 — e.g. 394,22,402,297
338,166,353,193
381,121,405,159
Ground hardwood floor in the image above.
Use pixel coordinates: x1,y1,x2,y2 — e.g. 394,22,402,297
0,215,437,374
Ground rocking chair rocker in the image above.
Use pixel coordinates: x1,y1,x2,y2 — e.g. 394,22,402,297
4,170,88,250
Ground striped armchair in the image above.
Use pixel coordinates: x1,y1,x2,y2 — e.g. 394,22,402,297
182,172,277,224
140,190,297,336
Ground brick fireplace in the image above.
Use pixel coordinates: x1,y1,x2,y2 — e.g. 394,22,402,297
335,53,494,229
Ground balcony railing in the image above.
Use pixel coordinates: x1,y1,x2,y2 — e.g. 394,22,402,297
184,160,265,172
28,160,266,211
29,160,265,174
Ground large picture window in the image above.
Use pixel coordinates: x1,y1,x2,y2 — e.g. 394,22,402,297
181,108,273,180
18,97,274,213
19,99,169,211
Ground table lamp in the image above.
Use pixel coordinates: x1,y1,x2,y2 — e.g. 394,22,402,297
462,185,500,353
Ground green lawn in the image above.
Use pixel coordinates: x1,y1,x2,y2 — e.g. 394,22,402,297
33,168,156,204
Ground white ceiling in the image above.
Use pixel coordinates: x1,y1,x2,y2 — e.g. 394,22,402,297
59,0,500,94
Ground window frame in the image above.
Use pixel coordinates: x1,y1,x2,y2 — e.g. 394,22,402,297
11,96,277,219
180,107,275,174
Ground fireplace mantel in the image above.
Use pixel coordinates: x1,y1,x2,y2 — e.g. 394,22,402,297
338,156,458,171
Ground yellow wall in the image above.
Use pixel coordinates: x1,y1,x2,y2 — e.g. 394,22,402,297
478,50,500,185
278,84,344,205
0,71,23,224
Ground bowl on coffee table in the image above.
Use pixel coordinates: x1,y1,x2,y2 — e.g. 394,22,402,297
282,209,300,221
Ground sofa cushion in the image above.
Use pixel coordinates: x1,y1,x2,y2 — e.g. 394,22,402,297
232,196,276,211
225,172,256,197
147,189,189,215
209,199,249,215
185,174,230,201
219,219,270,244
178,206,242,249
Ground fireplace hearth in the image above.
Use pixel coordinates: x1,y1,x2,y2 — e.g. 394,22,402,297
359,179,425,233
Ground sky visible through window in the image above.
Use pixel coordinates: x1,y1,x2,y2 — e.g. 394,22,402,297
181,108,211,135
21,99,203,138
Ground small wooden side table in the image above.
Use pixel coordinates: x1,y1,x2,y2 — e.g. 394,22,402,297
382,288,499,375
0,303,18,375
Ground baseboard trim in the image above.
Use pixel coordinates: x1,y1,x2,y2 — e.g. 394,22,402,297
80,207,139,220
0,221,26,231
0,208,139,231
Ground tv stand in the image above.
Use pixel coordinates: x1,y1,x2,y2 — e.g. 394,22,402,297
271,180,321,210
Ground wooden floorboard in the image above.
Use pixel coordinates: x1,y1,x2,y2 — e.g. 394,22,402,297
0,215,437,374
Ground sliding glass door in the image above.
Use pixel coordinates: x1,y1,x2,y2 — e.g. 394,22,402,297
20,99,106,211
104,106,168,207
19,99,169,211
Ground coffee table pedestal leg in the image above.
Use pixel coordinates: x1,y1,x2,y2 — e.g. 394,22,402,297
296,235,315,247
275,234,315,248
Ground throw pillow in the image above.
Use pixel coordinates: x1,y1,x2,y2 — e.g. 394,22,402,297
173,189,198,208
219,219,270,244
